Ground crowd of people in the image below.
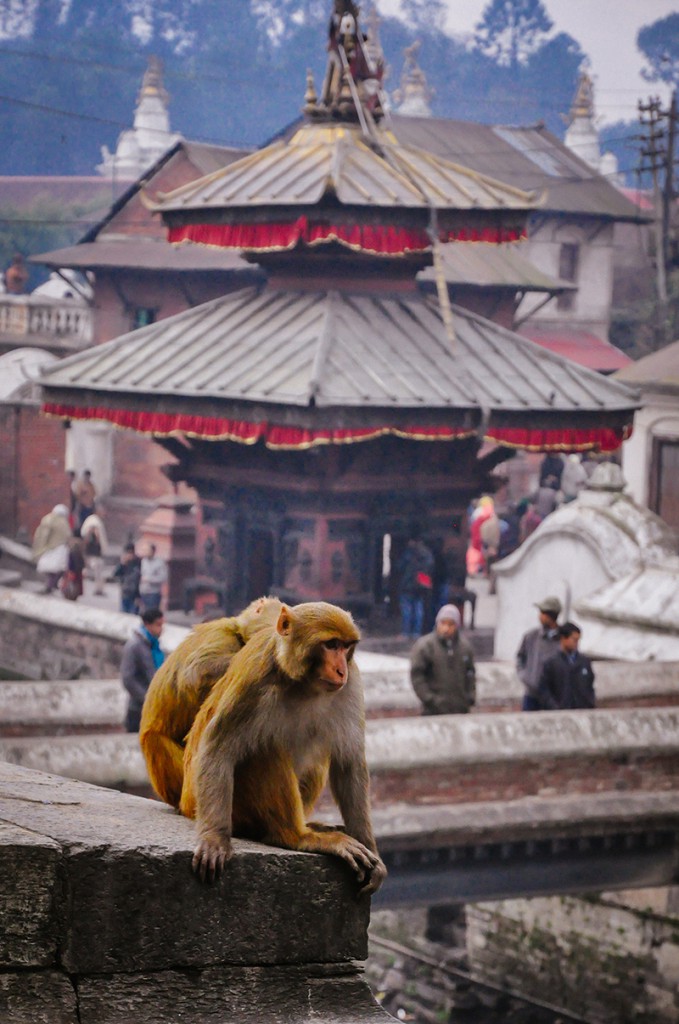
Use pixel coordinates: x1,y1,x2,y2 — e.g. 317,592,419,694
31,470,167,614
30,465,596,733
464,452,605,584
407,589,595,718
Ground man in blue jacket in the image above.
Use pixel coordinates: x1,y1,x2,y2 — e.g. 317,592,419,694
120,607,165,732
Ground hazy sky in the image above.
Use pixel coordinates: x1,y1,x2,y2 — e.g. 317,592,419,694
378,0,677,124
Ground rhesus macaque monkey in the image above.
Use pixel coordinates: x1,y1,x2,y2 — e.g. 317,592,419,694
140,596,282,808
180,601,387,896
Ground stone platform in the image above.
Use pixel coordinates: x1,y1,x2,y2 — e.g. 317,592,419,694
0,762,389,1024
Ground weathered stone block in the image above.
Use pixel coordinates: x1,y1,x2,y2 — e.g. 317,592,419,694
0,764,368,974
0,971,78,1024
0,763,389,1023
77,964,388,1024
0,821,61,967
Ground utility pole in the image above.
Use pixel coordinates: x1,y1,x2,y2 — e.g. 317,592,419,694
638,97,667,307
662,90,677,279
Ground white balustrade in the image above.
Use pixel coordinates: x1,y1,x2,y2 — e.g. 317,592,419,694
0,295,93,346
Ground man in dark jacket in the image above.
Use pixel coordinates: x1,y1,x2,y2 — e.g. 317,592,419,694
120,607,165,732
535,622,595,711
516,596,562,711
410,604,476,715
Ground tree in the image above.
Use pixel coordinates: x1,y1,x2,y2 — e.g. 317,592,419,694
399,0,446,34
473,0,553,71
638,13,679,85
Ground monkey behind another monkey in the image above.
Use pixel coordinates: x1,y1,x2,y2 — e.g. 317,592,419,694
139,596,282,807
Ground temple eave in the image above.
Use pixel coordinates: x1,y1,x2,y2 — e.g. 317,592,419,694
41,393,633,454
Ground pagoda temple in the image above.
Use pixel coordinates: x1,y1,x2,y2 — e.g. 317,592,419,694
39,1,639,617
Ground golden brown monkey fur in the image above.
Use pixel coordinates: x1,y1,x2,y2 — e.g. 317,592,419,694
139,596,283,808
180,600,387,895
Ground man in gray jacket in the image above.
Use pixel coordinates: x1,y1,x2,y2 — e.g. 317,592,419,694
410,604,476,715
516,595,561,711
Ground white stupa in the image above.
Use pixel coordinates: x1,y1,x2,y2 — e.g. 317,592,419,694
564,70,621,183
393,41,433,118
493,464,679,661
97,56,181,181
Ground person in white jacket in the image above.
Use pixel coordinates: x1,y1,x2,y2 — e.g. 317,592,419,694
80,510,109,596
139,543,168,611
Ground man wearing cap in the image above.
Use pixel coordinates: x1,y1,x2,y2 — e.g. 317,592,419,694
410,604,476,716
516,596,562,711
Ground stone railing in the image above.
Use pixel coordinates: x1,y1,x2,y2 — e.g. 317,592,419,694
0,293,93,347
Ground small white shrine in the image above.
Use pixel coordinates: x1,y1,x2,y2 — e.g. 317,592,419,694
493,463,679,661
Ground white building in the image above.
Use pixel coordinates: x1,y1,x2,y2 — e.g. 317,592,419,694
617,340,679,531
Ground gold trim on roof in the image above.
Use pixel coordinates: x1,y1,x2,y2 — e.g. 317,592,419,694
152,121,543,215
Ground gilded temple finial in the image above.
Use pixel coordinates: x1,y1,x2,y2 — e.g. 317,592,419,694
303,68,318,114
309,0,384,127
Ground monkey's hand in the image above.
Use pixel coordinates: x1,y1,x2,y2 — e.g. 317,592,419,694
361,855,387,897
299,830,387,896
192,829,233,883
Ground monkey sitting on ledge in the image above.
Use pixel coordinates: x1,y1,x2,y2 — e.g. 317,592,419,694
140,596,283,808
179,601,387,896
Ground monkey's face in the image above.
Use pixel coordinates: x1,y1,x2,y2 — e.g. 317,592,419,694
275,602,360,685
314,638,356,692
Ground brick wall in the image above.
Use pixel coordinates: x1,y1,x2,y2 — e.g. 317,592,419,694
0,402,68,541
369,754,679,807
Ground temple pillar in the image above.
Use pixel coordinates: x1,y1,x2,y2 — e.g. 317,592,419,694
138,492,197,610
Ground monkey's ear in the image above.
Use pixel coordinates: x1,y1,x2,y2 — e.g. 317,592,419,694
276,605,293,636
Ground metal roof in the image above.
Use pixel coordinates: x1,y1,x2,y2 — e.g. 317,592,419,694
29,239,251,274
31,237,563,293
387,116,643,222
40,284,637,417
616,339,679,391
155,122,541,215
418,242,572,292
520,327,631,372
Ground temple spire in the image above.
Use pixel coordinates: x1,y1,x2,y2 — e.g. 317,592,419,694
564,68,619,180
97,56,180,180
309,1,385,127
393,40,433,118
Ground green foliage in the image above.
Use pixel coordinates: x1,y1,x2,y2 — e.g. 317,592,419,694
610,270,679,358
473,0,553,70
0,194,104,289
0,0,591,175
638,13,679,85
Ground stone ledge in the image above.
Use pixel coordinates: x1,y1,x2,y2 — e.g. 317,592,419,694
2,707,679,798
0,763,388,1024
3,657,677,735
0,733,146,788
0,763,369,972
366,707,679,770
0,679,125,731
371,790,679,849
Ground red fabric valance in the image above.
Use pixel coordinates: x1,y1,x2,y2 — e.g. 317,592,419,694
42,402,630,453
167,216,527,256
